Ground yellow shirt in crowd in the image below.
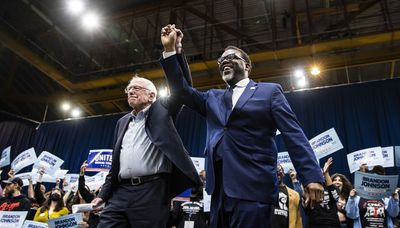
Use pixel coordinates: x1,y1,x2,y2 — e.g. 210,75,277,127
33,207,69,223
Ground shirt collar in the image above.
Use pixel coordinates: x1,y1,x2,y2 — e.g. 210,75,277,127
131,104,151,120
233,78,250,88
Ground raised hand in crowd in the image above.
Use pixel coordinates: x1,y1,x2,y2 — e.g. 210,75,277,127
55,178,61,190
80,160,88,176
7,168,15,178
392,188,399,199
288,169,298,182
349,189,357,198
322,157,334,186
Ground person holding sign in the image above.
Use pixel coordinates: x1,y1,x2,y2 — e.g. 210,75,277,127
91,32,201,228
345,171,399,228
0,177,30,211
33,188,69,223
160,24,324,228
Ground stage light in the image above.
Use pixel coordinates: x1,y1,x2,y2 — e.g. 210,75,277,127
310,66,321,76
61,102,71,111
82,12,100,30
297,76,308,88
67,0,85,14
158,87,168,97
294,69,305,78
71,108,81,117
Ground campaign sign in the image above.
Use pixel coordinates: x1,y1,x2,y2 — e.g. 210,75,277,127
354,171,398,200
14,172,36,187
86,149,112,172
309,128,344,159
63,174,79,192
277,152,294,173
47,213,82,228
395,146,400,167
381,146,394,168
22,220,48,228
0,211,28,228
11,148,37,174
0,146,11,168
347,147,385,173
190,157,205,173
33,151,64,176
85,172,107,191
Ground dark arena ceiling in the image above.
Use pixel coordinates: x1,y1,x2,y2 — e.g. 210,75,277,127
1,0,400,121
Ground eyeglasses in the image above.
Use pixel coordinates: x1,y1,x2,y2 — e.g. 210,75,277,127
124,85,149,94
217,53,247,65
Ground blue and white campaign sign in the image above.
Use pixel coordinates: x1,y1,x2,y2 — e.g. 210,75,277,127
64,174,79,191
0,146,11,168
395,146,400,167
0,211,28,228
380,146,394,168
354,171,398,200
85,172,107,191
23,220,48,228
11,147,37,174
347,147,385,173
190,157,205,173
14,172,36,187
277,152,294,173
86,149,112,172
309,128,343,159
33,151,64,176
47,213,82,228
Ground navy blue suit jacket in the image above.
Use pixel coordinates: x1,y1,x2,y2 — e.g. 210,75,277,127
99,54,201,202
161,55,324,204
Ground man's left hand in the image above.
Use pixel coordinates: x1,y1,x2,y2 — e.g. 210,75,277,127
304,182,324,208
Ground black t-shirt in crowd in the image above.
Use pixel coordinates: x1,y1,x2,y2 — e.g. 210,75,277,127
271,185,290,228
306,184,341,227
359,198,387,228
170,199,208,228
0,194,31,211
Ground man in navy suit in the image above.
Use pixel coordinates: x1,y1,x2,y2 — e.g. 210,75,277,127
91,34,201,227
160,25,324,228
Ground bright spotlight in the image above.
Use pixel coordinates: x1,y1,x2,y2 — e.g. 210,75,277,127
310,66,321,76
294,69,305,78
158,87,168,97
67,0,85,14
71,108,81,117
297,76,308,88
61,102,71,111
82,12,100,30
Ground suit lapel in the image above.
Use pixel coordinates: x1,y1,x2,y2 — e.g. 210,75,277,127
115,114,132,157
217,91,228,123
232,80,257,114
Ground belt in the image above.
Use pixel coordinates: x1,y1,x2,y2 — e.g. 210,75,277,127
119,173,167,186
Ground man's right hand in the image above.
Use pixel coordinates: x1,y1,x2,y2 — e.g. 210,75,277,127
91,197,104,209
161,24,177,52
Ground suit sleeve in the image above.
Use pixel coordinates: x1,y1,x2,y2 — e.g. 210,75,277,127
160,55,208,117
271,85,324,186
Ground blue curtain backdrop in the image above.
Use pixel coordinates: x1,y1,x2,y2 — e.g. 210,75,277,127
0,78,400,183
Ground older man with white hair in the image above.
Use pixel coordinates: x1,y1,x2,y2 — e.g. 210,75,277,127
92,72,201,228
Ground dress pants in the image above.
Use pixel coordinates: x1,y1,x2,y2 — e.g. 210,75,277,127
210,161,274,228
98,176,170,228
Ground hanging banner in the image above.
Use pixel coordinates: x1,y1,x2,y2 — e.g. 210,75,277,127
86,149,112,172
347,147,385,173
47,213,82,228
0,146,11,168
22,220,48,228
277,152,294,173
0,211,28,228
354,171,398,200
309,128,343,159
11,148,37,174
33,151,64,176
